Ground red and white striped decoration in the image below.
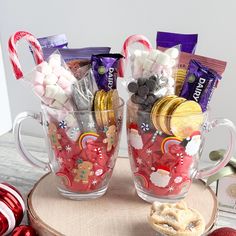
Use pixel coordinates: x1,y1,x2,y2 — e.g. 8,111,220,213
0,183,25,236
118,34,152,78
8,31,44,80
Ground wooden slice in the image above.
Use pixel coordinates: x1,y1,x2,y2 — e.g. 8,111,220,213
28,158,218,236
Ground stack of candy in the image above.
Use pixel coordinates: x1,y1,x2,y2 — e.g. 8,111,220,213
8,31,124,194
122,33,227,198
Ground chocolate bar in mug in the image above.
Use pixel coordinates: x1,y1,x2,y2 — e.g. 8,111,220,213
91,53,123,91
180,59,222,112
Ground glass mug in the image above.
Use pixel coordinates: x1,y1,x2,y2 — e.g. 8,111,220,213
14,99,124,200
126,100,236,202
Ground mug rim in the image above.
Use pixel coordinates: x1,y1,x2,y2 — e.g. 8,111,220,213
41,97,125,114
127,99,209,118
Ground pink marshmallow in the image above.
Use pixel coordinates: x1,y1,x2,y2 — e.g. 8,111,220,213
64,100,74,111
41,96,54,105
33,84,45,97
57,75,71,89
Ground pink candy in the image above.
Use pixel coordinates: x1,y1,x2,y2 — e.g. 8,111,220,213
27,54,76,110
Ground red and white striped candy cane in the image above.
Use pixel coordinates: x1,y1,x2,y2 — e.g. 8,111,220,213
118,34,152,78
8,31,44,80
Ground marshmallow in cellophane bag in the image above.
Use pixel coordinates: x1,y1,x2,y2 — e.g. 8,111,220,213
24,51,77,111
127,47,180,112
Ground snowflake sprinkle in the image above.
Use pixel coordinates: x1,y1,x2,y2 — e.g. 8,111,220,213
141,123,150,132
168,186,174,192
137,158,142,165
65,145,72,152
59,120,67,129
146,148,152,155
92,180,98,185
88,122,95,129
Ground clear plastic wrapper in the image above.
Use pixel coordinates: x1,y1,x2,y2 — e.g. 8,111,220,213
24,50,77,111
126,47,180,111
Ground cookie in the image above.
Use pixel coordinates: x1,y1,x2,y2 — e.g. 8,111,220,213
148,201,205,236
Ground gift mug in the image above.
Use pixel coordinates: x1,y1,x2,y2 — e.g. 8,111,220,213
14,99,124,200
126,100,236,202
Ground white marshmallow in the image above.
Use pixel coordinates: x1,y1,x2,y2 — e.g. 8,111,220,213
33,84,45,97
156,53,171,66
48,54,61,68
64,114,77,127
168,77,175,87
45,84,60,98
165,48,179,59
44,74,58,85
148,49,161,61
54,87,68,104
155,87,168,97
36,61,52,75
51,100,63,109
24,70,44,83
143,58,154,72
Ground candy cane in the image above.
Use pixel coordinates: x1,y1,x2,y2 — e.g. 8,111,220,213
8,31,44,80
118,34,152,78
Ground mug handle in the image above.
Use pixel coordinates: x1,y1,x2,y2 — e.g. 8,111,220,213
13,111,49,170
195,118,236,179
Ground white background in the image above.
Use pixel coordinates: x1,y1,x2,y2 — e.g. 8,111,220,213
1,0,236,156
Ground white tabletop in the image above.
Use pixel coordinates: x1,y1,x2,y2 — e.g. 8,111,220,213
0,132,235,231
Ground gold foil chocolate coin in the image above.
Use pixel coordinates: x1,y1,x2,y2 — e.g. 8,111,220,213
170,100,203,138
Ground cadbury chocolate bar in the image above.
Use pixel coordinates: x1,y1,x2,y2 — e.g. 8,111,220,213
91,54,123,91
156,31,198,53
180,59,221,112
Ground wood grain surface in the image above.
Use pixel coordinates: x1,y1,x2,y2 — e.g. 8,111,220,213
28,158,217,236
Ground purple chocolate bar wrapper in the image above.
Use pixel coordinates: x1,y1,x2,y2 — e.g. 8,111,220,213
30,34,68,61
156,31,198,53
91,54,123,91
42,47,111,61
37,34,68,49
180,59,221,112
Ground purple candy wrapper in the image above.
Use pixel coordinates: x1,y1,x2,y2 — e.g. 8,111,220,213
41,47,111,79
180,59,221,112
30,34,68,60
156,31,198,53
91,54,123,91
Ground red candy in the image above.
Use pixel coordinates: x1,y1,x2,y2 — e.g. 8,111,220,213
128,123,196,198
47,119,117,193
12,225,37,236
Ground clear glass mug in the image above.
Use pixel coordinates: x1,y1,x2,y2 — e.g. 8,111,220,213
126,100,236,202
14,99,124,200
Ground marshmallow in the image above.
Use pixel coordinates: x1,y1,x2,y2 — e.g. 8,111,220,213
51,100,63,109
64,100,74,111
148,49,161,61
24,70,44,84
151,63,163,76
36,61,52,75
33,84,45,97
44,74,58,85
54,87,68,104
168,77,175,87
156,53,171,66
57,76,71,89
64,114,77,127
143,58,154,72
165,48,179,59
41,96,54,105
45,84,60,98
48,54,61,68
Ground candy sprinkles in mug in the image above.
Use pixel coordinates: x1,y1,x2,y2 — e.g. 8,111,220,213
123,34,236,202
